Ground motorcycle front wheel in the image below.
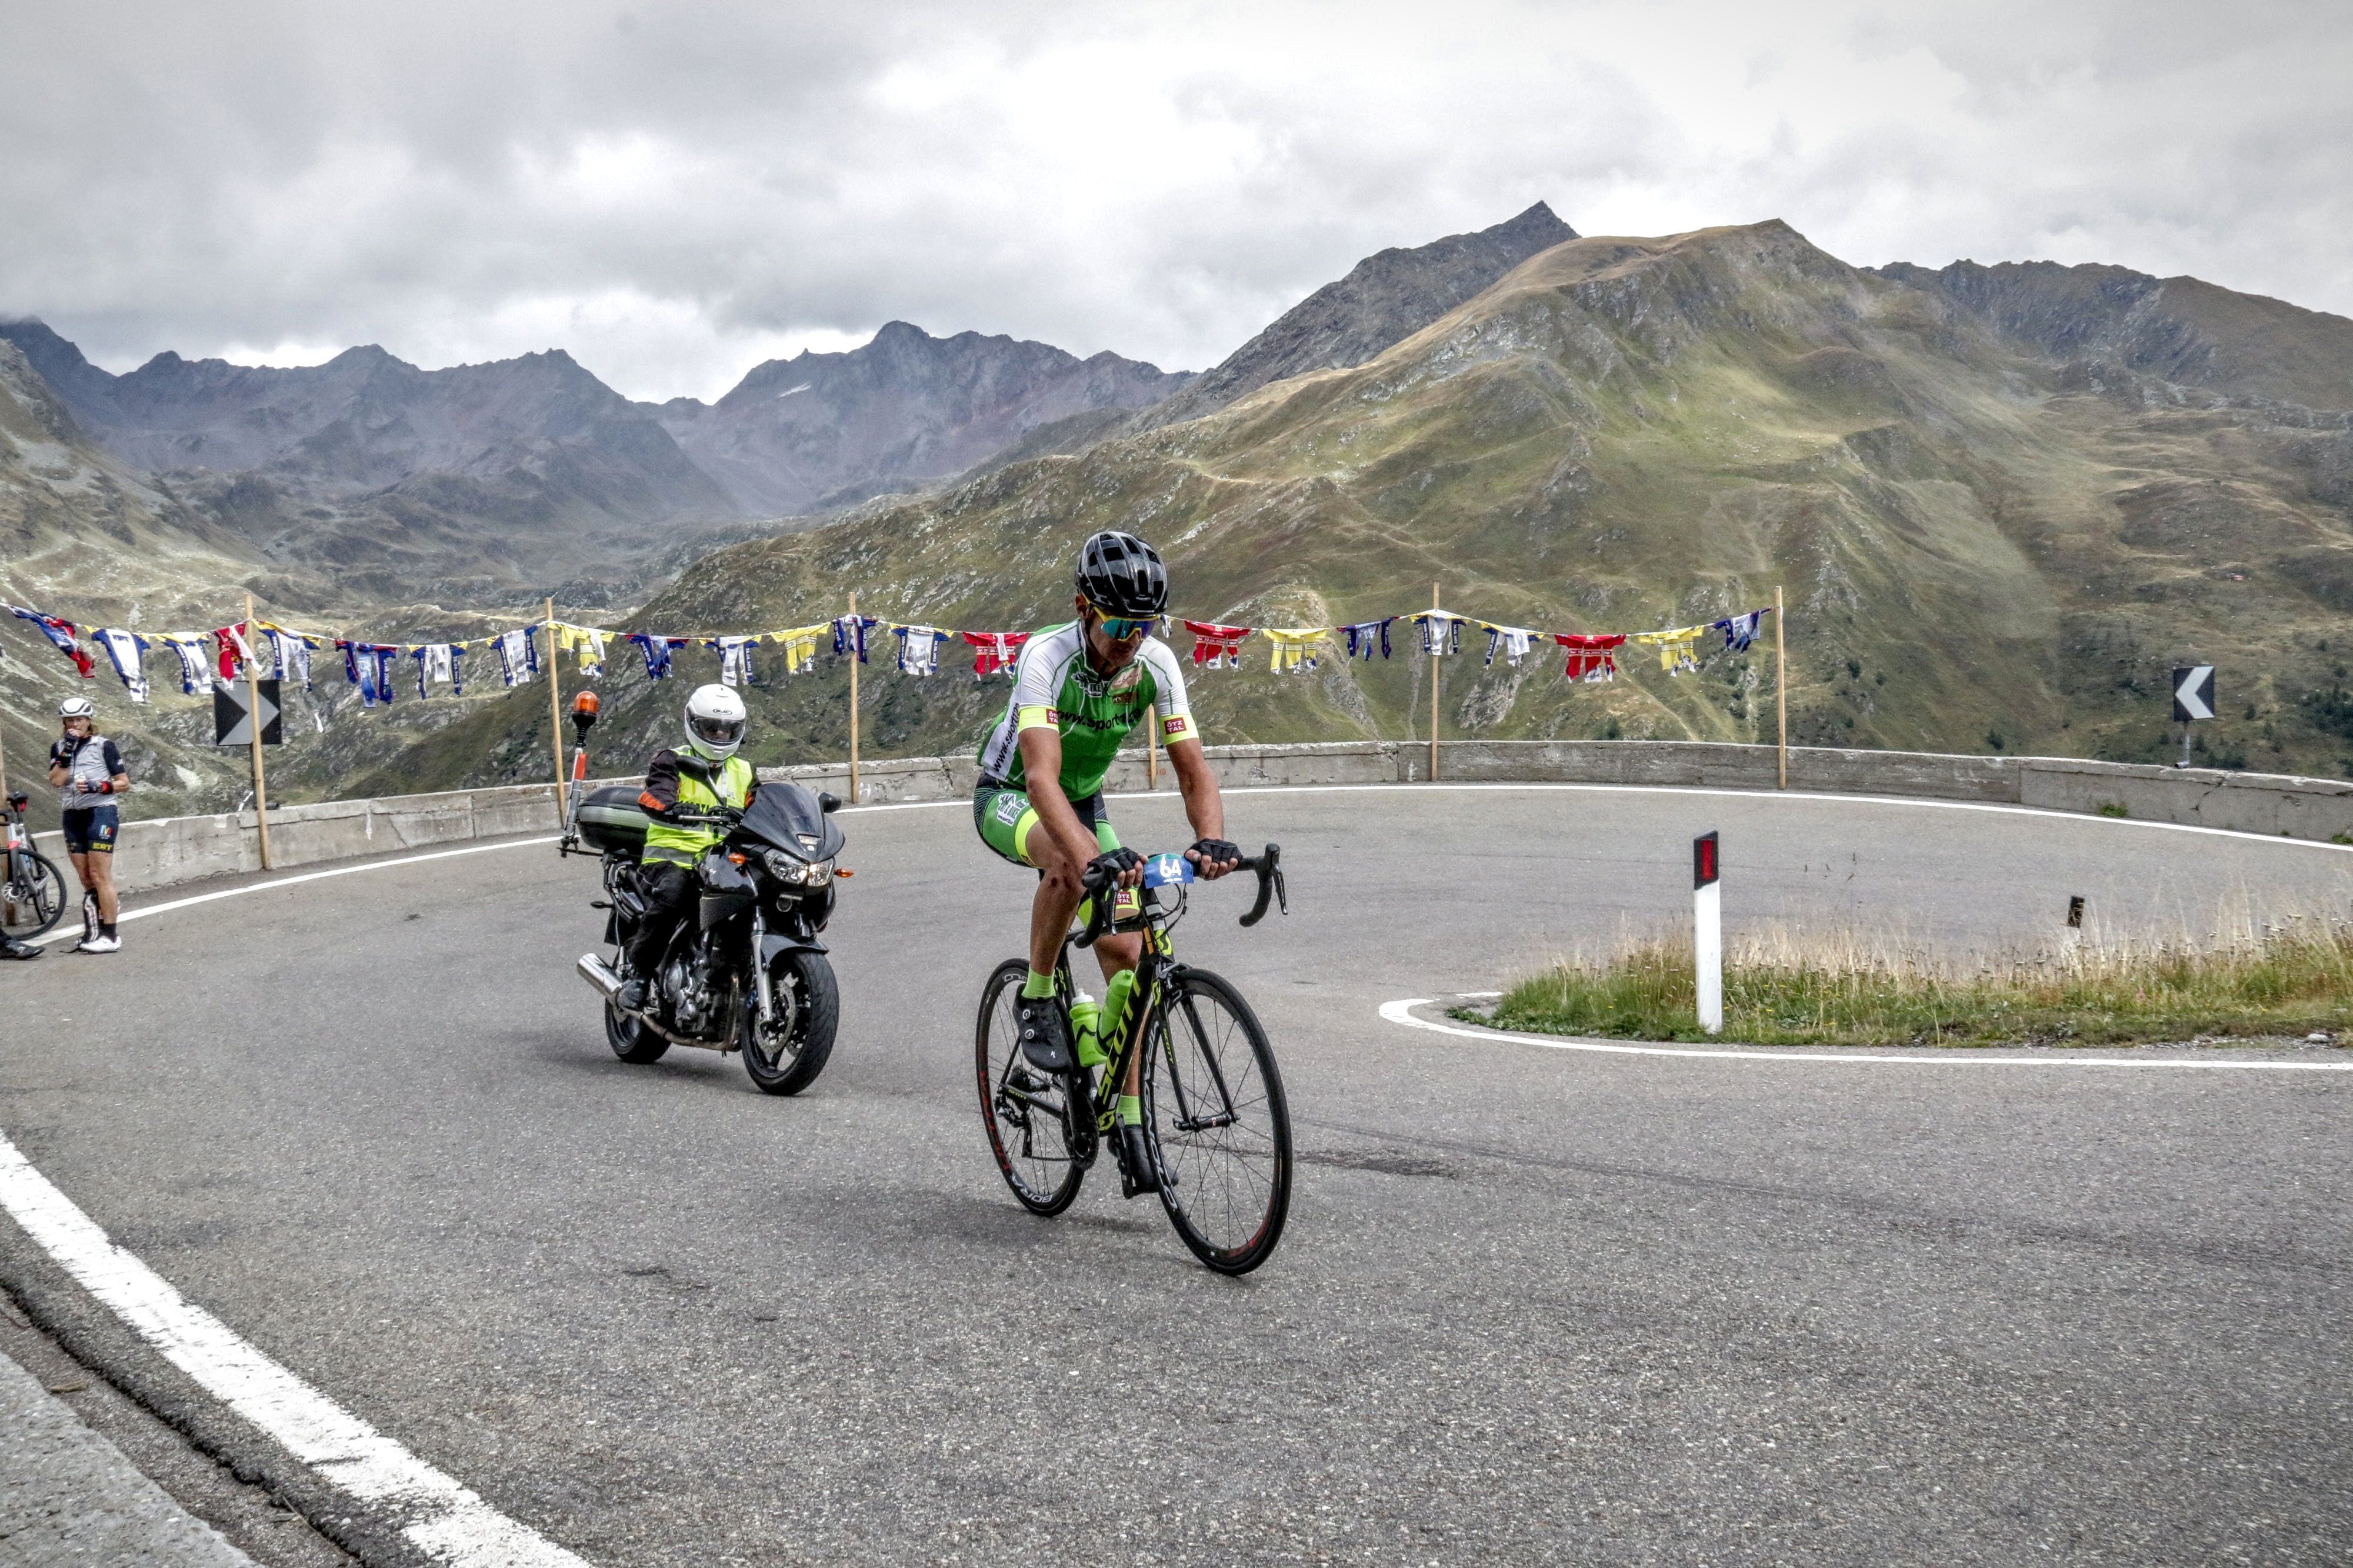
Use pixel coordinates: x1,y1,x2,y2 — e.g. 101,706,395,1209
742,948,838,1096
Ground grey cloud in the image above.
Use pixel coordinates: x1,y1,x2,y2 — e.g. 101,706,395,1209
3,0,2347,402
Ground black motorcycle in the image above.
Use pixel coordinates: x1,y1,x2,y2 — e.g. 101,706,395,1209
566,770,846,1096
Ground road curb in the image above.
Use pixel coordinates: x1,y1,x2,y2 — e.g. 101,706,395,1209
0,1207,433,1568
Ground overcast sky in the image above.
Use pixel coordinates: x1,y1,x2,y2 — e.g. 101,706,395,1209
4,0,2347,402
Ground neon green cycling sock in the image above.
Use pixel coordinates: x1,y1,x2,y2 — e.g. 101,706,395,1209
1022,968,1056,1000
1117,1093,1143,1126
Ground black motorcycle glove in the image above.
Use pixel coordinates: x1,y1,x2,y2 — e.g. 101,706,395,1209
1086,848,1145,885
1187,838,1241,869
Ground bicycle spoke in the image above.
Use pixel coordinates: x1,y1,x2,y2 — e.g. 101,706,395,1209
976,959,1087,1215
1146,970,1291,1272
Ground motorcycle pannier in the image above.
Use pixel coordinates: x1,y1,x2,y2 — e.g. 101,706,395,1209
576,785,651,859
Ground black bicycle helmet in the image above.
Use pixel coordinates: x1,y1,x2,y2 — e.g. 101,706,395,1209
1074,531,1168,618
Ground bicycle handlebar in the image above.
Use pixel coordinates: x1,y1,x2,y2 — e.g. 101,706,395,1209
1075,843,1285,948
1238,843,1285,928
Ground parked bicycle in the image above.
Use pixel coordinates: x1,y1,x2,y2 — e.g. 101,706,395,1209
2,791,66,942
976,844,1292,1274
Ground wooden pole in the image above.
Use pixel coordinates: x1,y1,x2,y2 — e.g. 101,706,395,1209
1146,709,1159,789
846,592,861,805
544,597,567,826
244,591,272,870
1774,583,1788,790
1428,581,1441,783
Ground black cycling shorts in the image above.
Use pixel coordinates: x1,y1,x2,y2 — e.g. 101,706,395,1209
61,805,118,856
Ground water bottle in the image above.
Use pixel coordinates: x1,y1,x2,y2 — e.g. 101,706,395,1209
1068,992,1106,1070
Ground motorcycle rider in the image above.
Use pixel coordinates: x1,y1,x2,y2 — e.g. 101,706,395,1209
616,683,755,1013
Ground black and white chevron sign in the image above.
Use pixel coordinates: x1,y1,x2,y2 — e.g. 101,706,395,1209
2171,665,2216,723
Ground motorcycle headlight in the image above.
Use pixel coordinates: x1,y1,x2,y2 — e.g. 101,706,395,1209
764,849,834,886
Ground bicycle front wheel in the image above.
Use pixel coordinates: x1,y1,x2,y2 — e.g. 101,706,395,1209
2,849,67,941
1145,967,1292,1274
976,959,1086,1216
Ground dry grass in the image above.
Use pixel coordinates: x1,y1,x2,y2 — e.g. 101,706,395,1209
1484,919,2353,1047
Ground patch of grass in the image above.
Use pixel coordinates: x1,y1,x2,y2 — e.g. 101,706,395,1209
1485,925,2353,1047
2096,802,2129,818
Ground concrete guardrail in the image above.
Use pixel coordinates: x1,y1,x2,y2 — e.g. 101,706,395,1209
36,740,2353,897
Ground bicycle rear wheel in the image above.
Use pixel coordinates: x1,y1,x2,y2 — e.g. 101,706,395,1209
1145,967,1292,1274
976,959,1086,1215
2,849,67,941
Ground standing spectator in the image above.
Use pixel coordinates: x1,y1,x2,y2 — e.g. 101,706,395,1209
48,696,129,953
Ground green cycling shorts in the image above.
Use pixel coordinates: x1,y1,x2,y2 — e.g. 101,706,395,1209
974,783,1140,921
974,783,1121,867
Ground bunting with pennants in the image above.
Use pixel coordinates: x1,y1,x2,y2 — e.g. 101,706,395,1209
2,589,1781,740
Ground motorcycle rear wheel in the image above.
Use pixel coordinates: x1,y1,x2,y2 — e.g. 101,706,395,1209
605,992,669,1064
742,949,838,1096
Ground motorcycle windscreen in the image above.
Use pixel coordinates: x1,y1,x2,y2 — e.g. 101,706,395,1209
739,783,844,860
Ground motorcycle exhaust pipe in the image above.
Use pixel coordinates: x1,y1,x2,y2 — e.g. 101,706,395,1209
577,953,625,1001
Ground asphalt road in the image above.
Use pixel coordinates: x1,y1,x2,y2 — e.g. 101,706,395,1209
3,783,2350,1566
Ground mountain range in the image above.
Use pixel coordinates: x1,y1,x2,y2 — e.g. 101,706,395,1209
0,313,1206,607
6,202,2352,824
466,220,2353,796
0,202,1585,820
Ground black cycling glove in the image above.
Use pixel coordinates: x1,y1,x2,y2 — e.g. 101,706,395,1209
1188,838,1241,868
1086,848,1144,883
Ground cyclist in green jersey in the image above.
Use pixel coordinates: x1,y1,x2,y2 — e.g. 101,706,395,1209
974,532,1242,1109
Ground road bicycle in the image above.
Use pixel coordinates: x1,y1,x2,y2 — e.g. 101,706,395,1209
976,845,1293,1275
2,791,67,941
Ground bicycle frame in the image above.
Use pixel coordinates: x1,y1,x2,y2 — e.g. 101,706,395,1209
1045,850,1278,1162
1052,921,1171,1152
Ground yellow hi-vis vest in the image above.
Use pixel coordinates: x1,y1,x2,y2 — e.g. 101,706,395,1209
641,753,755,866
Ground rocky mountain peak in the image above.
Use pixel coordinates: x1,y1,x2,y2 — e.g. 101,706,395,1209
658,320,1193,515
1136,200,1579,429
0,316,123,422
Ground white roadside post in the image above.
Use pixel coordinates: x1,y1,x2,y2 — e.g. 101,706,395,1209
1694,830,1723,1035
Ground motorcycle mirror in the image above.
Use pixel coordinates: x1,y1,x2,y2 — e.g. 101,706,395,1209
818,791,841,815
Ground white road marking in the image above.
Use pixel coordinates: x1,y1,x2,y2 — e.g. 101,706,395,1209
48,777,2342,947
866,780,2349,855
0,1130,592,1566
1379,998,2353,1070
31,836,563,945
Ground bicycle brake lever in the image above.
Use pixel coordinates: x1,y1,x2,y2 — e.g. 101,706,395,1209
1074,868,1115,948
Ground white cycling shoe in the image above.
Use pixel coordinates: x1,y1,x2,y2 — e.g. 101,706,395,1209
75,933,121,953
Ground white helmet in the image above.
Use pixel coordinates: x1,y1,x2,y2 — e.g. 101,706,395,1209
683,683,747,761
59,695,96,721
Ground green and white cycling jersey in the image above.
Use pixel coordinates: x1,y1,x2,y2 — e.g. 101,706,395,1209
975,621,1196,799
